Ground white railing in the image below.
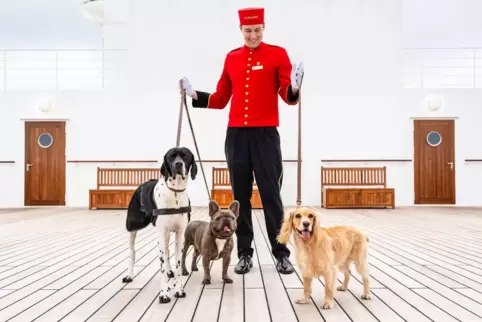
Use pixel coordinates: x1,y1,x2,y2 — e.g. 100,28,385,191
0,48,481,90
0,49,128,91
403,47,482,88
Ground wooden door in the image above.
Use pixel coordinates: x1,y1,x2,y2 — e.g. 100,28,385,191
414,119,455,204
24,121,66,206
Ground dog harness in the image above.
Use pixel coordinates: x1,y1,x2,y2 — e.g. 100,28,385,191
139,179,191,226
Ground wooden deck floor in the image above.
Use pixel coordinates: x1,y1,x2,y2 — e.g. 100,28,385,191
1,206,482,321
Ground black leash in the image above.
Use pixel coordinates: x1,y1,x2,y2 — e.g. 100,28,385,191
177,81,211,202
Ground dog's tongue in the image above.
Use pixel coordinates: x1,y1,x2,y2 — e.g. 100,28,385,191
301,230,310,240
223,226,231,232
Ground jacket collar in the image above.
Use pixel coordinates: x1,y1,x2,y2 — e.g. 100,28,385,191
242,42,267,53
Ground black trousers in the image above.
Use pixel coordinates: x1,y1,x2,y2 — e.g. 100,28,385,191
225,126,290,260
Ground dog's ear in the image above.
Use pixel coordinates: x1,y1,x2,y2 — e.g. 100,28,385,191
208,200,219,217
277,210,294,244
228,200,240,218
160,162,166,177
160,154,171,179
189,159,198,180
310,210,321,244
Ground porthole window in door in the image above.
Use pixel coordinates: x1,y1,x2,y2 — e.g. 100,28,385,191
426,131,442,147
38,133,53,148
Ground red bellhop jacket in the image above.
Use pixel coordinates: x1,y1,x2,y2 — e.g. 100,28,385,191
192,42,300,127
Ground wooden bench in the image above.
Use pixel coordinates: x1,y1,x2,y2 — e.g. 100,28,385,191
211,167,263,209
320,166,395,209
89,167,161,209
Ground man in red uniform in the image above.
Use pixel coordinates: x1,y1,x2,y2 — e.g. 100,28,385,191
181,7,304,275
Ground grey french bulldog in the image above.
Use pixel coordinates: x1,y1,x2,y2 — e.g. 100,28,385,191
181,199,239,284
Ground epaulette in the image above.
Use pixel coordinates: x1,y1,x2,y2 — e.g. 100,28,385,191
267,44,285,50
228,47,242,53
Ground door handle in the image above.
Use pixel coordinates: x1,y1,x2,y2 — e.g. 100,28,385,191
26,163,33,172
447,162,454,169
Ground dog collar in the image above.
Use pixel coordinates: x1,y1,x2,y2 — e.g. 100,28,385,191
167,186,186,193
163,176,187,193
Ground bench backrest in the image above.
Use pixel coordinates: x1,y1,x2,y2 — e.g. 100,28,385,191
321,166,387,188
212,167,258,189
96,167,161,189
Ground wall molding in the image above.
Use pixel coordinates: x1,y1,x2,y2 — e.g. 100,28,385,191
409,116,459,120
20,118,70,122
67,159,301,163
321,159,412,163
67,160,158,163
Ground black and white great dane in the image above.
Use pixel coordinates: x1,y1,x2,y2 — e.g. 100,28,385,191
121,147,197,304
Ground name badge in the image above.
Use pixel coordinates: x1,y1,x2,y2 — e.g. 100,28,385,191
252,65,263,70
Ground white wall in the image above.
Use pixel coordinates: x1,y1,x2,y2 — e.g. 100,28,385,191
3,88,482,208
322,89,482,207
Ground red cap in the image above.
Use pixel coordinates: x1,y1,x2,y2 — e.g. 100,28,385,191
238,7,264,25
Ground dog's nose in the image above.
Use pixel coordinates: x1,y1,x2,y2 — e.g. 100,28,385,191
175,161,183,168
302,221,310,228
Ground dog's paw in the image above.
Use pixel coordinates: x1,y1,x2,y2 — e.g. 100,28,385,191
159,295,171,304
182,269,190,276
122,276,133,283
295,297,308,304
320,301,334,309
361,292,372,300
175,291,186,298
222,277,233,284
337,285,347,291
167,270,175,279
202,278,211,285
192,266,198,271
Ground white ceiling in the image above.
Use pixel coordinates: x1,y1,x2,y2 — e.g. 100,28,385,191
0,0,102,49
1,0,481,49
403,0,482,48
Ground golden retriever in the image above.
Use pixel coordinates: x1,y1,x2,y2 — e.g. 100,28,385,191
277,207,371,309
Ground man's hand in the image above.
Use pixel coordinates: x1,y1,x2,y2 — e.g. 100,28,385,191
290,62,304,93
180,77,198,100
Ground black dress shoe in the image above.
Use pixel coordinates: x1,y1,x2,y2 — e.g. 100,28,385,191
276,256,294,274
234,255,253,274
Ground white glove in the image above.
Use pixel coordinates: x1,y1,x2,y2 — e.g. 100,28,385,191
291,62,304,92
180,77,195,98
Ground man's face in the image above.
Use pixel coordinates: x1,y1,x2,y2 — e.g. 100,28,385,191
240,24,264,48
